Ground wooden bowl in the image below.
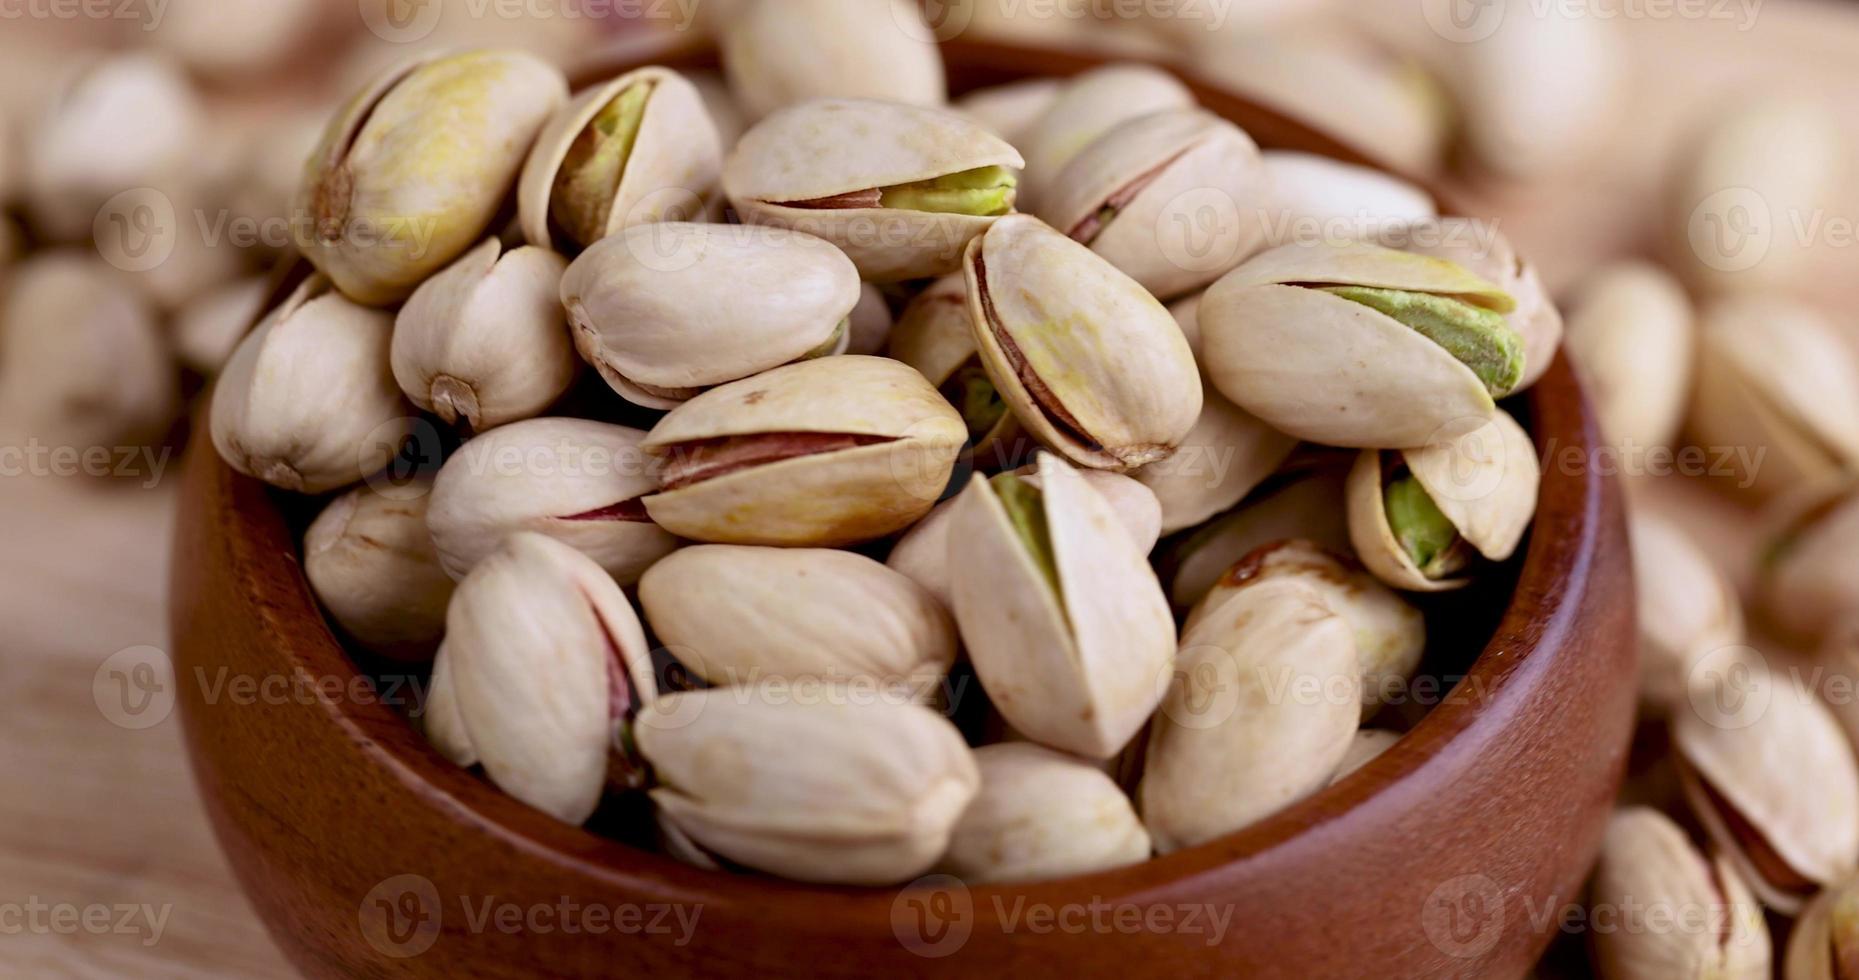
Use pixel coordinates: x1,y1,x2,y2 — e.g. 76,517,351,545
170,38,1636,979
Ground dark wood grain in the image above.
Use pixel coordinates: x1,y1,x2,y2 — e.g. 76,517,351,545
171,38,1636,980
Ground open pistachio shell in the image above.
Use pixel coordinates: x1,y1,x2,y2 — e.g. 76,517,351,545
1631,510,1745,715
296,50,568,305
1758,485,1859,644
1201,242,1520,449
886,273,1021,460
1785,875,1859,980
1161,464,1353,612
1346,410,1539,592
948,454,1176,759
1562,262,1695,452
720,0,946,122
941,743,1151,884
724,99,1024,281
1018,63,1195,211
964,214,1202,470
1038,108,1271,300
304,479,454,663
1453,0,1623,181
560,223,858,409
642,355,966,547
1140,578,1360,853
1394,218,1563,394
1592,807,1772,980
518,67,723,253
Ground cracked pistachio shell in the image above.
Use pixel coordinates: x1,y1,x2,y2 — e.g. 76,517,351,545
1132,391,1299,536
1039,108,1271,300
1592,807,1772,980
1346,410,1540,592
1260,151,1437,242
1758,485,1859,644
304,480,453,662
724,99,1024,282
942,743,1151,884
886,273,1021,458
1675,663,1859,914
634,686,979,885
639,545,956,690
1140,578,1360,853
1162,464,1353,612
1329,729,1402,786
1187,539,1424,721
1201,242,1518,449
954,78,1062,146
964,214,1202,470
440,533,655,825
1631,510,1744,715
393,238,576,431
1018,63,1195,211
720,0,946,122
210,277,411,494
173,276,267,376
947,453,1176,759
427,417,678,585
1563,263,1695,452
518,67,723,253
642,355,965,547
560,223,858,409
296,50,568,305
1690,295,1859,499
1785,875,1859,980
1395,219,1562,393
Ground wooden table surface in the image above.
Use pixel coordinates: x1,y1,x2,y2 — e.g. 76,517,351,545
5,4,1858,975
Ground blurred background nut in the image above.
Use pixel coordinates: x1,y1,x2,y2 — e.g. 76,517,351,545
720,0,947,123
940,742,1151,885
1449,0,1623,182
1758,484,1859,645
149,0,329,82
1784,874,1859,980
172,277,267,377
394,238,576,432
1591,807,1771,980
1629,510,1745,716
1562,263,1696,455
684,72,747,153
1259,150,1438,246
302,480,453,663
1017,63,1194,210
208,276,411,495
953,79,1062,147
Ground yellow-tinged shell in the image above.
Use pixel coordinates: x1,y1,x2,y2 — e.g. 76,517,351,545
941,743,1151,884
1592,807,1772,980
1784,875,1859,980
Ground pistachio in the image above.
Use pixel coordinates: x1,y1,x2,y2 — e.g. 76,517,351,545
1346,410,1540,591
1200,242,1521,448
1591,807,1772,980
964,214,1202,470
638,545,956,691
423,641,475,768
1394,219,1562,393
954,78,1062,146
437,533,656,825
1562,263,1695,453
941,743,1151,884
1329,729,1402,786
149,0,324,80
633,685,979,885
210,276,411,494
303,479,454,662
1784,875,1859,980
720,0,946,122
1631,510,1744,715
1140,578,1360,852
427,417,679,585
885,273,1020,457
560,223,858,409
518,67,723,253
724,98,1024,281
1757,484,1859,644
296,50,568,305
393,238,576,432
947,453,1176,759
1037,108,1271,300
1260,150,1437,244
1161,464,1353,612
173,276,267,376
1674,662,1859,914
1018,63,1195,211
686,71,747,152
1131,391,1299,536
641,355,966,547
845,283,895,356
1452,0,1623,181
1689,295,1859,498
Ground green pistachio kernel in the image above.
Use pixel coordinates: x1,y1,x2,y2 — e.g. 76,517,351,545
1384,474,1469,580
881,166,1018,216
552,82,654,246
942,361,1007,439
992,472,1061,601
799,318,849,361
1320,285,1526,397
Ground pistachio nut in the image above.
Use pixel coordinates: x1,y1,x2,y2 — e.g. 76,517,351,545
173,276,267,376
1330,729,1402,786
1631,510,1744,715
1784,874,1859,980
638,545,956,691
1590,807,1772,980
393,238,576,431
1690,295,1859,498
720,0,947,123
1200,242,1521,448
1161,464,1353,612
1674,663,1859,914
560,223,858,409
885,273,1022,459
686,71,746,152
845,283,894,356
423,641,475,768
1346,410,1540,592
724,98,1024,282
1037,108,1270,300
296,50,568,305
0,253,176,451
1394,219,1563,393
947,453,1176,759
1757,484,1859,644
941,742,1151,884
632,685,979,885
1452,0,1623,181
427,417,679,585
438,532,656,825
641,355,965,547
954,78,1062,146
149,0,324,79
518,67,723,254
210,276,411,495
1131,392,1300,536
1018,63,1195,211
1140,578,1360,853
303,479,454,662
1260,150,1437,245
1188,540,1425,720
1562,263,1695,453
964,214,1203,470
